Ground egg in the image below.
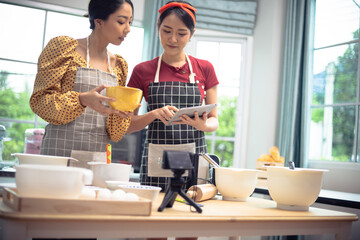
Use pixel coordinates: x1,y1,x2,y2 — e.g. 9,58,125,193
124,192,139,201
97,189,112,200
112,189,126,200
79,188,96,199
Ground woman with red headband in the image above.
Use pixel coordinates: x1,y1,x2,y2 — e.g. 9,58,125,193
127,1,219,193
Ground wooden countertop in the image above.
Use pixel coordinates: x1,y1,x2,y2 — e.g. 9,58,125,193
0,193,357,222
0,193,358,240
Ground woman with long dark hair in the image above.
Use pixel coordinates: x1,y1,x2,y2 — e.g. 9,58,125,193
30,0,134,165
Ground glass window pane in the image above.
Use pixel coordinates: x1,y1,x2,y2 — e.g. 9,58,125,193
0,60,37,120
214,140,234,167
108,26,144,79
312,43,358,105
44,11,91,44
309,106,355,162
357,106,360,162
196,39,243,167
196,41,242,94
217,95,237,137
218,42,242,89
314,0,359,48
0,122,41,161
196,41,220,72
0,3,45,63
0,60,37,93
195,40,242,135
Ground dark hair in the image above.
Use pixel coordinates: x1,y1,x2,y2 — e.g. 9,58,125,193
88,0,134,30
158,1,196,33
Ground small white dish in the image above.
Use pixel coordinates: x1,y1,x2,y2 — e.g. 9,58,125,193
88,162,132,188
105,180,140,190
118,185,161,202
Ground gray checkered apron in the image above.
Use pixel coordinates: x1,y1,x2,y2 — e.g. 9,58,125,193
139,54,207,191
40,37,117,163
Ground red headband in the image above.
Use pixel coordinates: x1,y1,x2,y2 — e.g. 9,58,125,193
159,2,197,26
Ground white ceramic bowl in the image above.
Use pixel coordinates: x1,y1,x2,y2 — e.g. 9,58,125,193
12,153,78,166
215,167,260,201
266,166,328,211
15,164,93,199
88,162,132,188
118,185,161,202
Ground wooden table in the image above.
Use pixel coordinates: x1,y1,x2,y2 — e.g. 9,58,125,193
0,193,357,240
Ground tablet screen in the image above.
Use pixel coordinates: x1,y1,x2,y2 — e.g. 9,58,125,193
166,104,217,125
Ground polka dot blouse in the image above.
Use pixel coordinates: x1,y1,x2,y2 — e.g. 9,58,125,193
30,36,130,142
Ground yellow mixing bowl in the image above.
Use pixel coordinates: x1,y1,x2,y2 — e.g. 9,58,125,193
106,86,142,112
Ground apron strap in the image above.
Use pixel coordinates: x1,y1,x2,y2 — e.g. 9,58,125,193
86,37,112,73
185,54,196,83
154,53,195,83
107,51,112,73
86,37,90,69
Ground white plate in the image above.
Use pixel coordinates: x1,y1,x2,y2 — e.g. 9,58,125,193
118,185,161,202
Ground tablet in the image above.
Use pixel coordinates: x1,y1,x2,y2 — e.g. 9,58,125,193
166,104,217,125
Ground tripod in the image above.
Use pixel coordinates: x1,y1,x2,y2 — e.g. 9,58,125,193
158,170,202,213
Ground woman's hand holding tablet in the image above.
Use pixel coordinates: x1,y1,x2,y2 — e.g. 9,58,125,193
165,104,217,125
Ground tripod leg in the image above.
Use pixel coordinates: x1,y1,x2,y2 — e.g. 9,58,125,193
158,189,177,212
178,190,202,213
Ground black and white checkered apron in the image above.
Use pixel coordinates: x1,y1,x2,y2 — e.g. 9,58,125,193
40,37,116,160
139,54,207,191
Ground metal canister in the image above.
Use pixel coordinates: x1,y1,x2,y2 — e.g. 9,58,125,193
24,129,45,154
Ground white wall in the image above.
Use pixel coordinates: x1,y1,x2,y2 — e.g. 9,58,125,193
245,0,287,169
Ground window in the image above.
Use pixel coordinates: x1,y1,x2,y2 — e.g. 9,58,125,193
186,32,251,168
308,0,359,162
0,2,144,162
306,0,359,192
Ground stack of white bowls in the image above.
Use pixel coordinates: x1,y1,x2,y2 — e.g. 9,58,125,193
12,153,92,199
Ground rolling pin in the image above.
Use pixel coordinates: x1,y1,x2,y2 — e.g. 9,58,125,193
186,184,218,202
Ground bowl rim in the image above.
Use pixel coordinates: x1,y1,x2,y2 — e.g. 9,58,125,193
105,180,140,185
266,166,328,172
106,86,142,92
15,164,85,172
87,162,131,167
215,167,261,172
119,185,162,190
12,153,70,159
